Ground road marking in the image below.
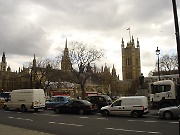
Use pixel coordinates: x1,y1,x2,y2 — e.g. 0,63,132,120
96,118,108,120
40,114,49,115
79,117,89,119
50,115,59,116
128,120,136,121
8,117,33,121
170,122,179,124
49,121,83,127
128,119,178,124
49,122,56,124
106,128,162,134
144,121,158,123
35,113,60,117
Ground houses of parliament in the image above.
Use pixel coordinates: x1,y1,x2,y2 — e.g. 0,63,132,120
0,37,141,97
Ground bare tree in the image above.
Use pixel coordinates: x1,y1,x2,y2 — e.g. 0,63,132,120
159,54,178,72
25,57,61,91
68,41,105,99
151,53,178,75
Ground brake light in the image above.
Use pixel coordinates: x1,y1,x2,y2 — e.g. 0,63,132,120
32,102,34,106
89,105,92,109
142,106,144,110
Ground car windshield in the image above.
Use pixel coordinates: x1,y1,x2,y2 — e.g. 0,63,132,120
51,97,58,101
65,96,71,100
104,96,112,101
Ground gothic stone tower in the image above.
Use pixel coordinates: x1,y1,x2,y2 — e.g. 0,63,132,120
0,52,7,71
121,36,141,81
61,39,72,71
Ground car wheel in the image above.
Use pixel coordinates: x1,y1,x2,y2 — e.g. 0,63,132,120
54,108,60,114
34,108,38,112
79,109,84,115
21,105,27,112
102,110,109,116
132,111,139,118
3,105,9,111
44,106,47,110
163,111,173,120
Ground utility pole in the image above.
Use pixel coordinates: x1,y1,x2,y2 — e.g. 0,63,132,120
172,0,180,79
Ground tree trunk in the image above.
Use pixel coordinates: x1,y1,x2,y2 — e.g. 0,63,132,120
81,84,85,100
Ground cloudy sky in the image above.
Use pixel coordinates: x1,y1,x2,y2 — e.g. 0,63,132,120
0,0,179,79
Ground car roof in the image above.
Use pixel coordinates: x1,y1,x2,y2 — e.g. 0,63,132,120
52,96,70,98
71,99,91,103
87,95,109,97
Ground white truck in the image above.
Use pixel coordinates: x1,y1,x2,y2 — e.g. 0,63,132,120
4,89,46,112
100,96,149,118
150,80,180,108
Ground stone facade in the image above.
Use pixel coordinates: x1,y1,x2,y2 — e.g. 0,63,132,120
0,40,121,96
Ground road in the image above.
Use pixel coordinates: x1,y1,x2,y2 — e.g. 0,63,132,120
0,109,179,135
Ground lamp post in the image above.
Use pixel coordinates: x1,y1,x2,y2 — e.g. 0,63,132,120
172,0,180,79
156,47,160,81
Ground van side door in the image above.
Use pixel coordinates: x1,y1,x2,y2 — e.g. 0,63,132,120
109,100,125,115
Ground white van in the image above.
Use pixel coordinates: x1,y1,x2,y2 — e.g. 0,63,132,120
4,89,46,112
100,96,149,118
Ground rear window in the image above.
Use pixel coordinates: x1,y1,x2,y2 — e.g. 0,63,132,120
81,100,92,105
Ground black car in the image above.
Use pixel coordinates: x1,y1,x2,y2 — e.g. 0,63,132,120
53,99,96,115
85,95,112,111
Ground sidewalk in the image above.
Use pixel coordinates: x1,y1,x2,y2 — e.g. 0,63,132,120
0,124,55,135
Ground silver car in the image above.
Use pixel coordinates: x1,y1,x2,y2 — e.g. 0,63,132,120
158,105,180,120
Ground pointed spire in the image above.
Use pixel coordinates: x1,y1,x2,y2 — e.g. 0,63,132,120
33,54,36,69
101,66,103,73
112,64,116,76
3,52,5,57
65,38,67,48
121,38,124,48
2,52,6,63
137,38,140,48
132,36,134,45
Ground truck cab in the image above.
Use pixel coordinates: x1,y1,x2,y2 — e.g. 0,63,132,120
150,80,177,108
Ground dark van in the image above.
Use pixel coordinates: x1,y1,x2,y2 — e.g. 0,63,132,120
86,95,112,111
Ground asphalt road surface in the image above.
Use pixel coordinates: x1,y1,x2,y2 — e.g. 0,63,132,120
0,109,179,135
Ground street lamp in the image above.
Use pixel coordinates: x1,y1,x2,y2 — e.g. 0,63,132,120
156,47,160,81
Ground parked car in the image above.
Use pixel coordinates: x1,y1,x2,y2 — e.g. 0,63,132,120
158,105,180,120
100,96,149,118
85,95,112,111
45,96,71,110
53,99,96,115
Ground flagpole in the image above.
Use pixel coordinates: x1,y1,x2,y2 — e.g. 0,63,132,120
127,27,131,42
